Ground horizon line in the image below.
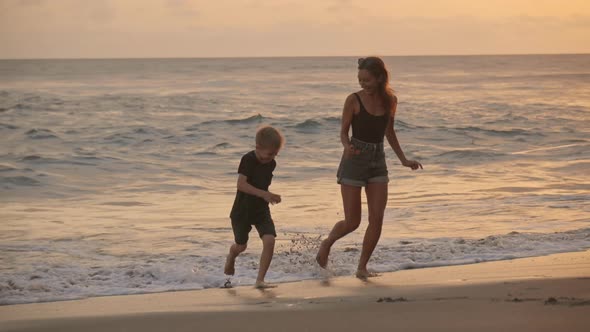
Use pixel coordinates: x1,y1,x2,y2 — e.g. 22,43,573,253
1,52,589,61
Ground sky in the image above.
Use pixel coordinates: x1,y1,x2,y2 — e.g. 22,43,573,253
1,0,589,59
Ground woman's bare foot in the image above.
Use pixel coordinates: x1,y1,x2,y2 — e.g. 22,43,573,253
254,281,277,289
315,240,330,268
355,269,379,280
224,255,235,276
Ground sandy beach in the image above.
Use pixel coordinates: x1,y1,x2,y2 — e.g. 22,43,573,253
1,250,589,332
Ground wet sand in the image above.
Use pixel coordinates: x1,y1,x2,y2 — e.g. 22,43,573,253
1,250,589,332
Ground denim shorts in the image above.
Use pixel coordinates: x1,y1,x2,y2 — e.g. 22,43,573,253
337,137,389,187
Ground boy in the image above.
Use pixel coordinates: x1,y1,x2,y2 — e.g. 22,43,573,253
225,126,284,289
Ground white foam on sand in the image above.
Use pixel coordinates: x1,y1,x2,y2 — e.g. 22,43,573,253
1,227,589,305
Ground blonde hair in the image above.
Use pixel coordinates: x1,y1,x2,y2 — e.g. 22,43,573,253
256,126,284,150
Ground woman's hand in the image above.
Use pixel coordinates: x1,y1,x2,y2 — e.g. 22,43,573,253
402,159,423,170
343,144,360,159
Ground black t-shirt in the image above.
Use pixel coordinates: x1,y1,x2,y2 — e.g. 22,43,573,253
230,150,276,219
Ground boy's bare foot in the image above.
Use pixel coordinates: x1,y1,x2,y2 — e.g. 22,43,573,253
315,240,330,268
224,255,235,276
355,269,379,280
254,281,277,289
222,278,233,288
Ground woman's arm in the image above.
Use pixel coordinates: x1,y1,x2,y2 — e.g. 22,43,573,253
340,94,356,148
340,94,359,156
385,97,423,170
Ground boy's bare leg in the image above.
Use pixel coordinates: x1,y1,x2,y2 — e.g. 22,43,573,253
255,234,275,287
225,243,247,276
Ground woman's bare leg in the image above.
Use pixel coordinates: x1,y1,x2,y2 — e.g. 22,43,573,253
356,182,387,278
316,184,362,268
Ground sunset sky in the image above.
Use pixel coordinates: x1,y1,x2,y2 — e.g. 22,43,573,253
1,0,589,59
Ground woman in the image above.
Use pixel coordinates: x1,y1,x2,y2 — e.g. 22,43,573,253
316,56,422,279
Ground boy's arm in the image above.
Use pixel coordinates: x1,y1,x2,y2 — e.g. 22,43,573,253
237,174,281,204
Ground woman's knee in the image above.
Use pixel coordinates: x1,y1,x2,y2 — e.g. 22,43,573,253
367,214,384,227
344,218,361,232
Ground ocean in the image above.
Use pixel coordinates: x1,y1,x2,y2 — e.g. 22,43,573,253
1,55,589,304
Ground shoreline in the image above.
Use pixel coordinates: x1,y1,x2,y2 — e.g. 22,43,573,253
1,250,589,331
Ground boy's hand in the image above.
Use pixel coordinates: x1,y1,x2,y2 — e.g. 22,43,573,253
264,192,282,205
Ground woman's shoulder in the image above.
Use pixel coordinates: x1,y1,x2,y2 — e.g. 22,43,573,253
389,94,398,116
344,92,360,105
346,91,362,99
343,92,361,115
346,91,365,103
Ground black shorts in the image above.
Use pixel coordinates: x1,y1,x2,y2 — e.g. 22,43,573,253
231,209,276,245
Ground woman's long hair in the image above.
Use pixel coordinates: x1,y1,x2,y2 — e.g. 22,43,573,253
358,57,396,112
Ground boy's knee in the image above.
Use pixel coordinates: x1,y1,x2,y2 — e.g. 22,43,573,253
261,234,275,246
234,243,247,253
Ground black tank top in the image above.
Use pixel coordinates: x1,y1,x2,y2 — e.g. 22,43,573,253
351,93,389,143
